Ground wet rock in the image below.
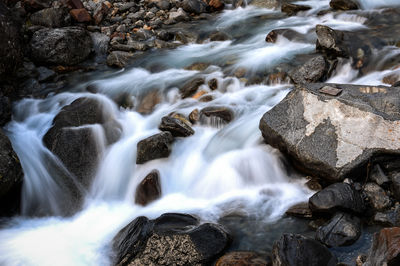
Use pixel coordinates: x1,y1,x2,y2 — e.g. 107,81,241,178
30,7,71,27
106,51,133,68
215,251,270,266
288,55,327,84
136,132,174,164
316,25,348,59
250,0,279,9
210,31,231,41
285,202,313,219
43,97,120,187
272,234,337,266
37,66,56,82
70,8,92,23
137,91,161,114
0,2,23,79
114,93,134,109
281,3,311,16
309,183,365,214
391,172,400,201
135,170,162,206
208,78,218,90
189,109,200,124
182,0,209,15
159,116,195,137
370,164,390,186
374,204,400,227
200,106,234,124
259,83,400,182
112,213,230,265
90,32,109,56
0,96,11,126
364,182,392,211
364,227,400,266
330,0,359,11
316,212,361,247
30,27,92,66
206,0,224,11
0,129,23,216
185,62,210,71
265,29,304,43
180,77,204,98
168,8,189,23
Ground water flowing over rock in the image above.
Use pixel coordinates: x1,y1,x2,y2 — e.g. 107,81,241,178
364,227,400,266
30,27,93,66
309,183,365,214
136,132,174,164
134,170,162,206
259,83,400,182
272,234,337,266
200,106,234,125
112,213,230,266
0,129,23,216
0,2,23,79
316,212,361,247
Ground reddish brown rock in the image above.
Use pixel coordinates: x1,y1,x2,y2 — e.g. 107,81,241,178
215,251,270,266
135,170,162,206
70,8,91,23
67,0,84,9
364,227,400,266
207,0,224,11
94,3,109,25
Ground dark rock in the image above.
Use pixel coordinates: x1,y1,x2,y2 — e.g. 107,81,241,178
200,106,234,124
112,213,230,266
0,2,23,79
272,234,337,266
210,31,230,41
137,91,161,114
0,96,11,126
189,109,200,124
374,204,400,227
159,116,194,137
67,0,84,9
316,212,361,247
22,0,51,12
330,0,359,10
106,51,133,68
215,251,270,266
285,202,313,219
182,0,209,15
37,66,56,82
0,129,23,216
114,93,134,109
265,29,304,43
206,0,224,11
30,27,92,66
30,8,71,28
136,132,174,164
259,83,400,182
157,30,174,41
390,172,400,201
93,3,109,25
135,170,162,206
70,8,92,23
288,55,327,84
180,77,204,98
43,97,120,187
309,183,365,214
316,25,348,59
281,3,311,16
208,78,218,90
364,227,400,266
364,182,391,211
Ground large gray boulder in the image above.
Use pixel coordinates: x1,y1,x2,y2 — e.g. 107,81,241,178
112,213,230,266
0,2,23,79
0,129,23,216
259,83,400,182
30,27,92,65
288,55,328,84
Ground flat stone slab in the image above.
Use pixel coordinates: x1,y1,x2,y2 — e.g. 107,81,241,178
259,83,400,181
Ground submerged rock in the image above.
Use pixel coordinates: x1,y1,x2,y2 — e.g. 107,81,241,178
309,183,365,214
0,129,23,216
288,55,327,84
137,91,161,114
30,27,92,65
106,51,134,68
135,170,162,206
259,83,400,182
272,234,337,266
215,251,270,266
159,115,194,137
316,212,361,247
112,213,230,266
364,227,400,266
285,202,313,219
136,132,174,164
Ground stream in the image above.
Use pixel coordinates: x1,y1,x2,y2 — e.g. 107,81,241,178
1,0,400,265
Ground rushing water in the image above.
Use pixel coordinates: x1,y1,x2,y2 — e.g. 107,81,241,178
1,0,400,265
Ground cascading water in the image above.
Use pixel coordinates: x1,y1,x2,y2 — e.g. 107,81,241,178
1,0,400,265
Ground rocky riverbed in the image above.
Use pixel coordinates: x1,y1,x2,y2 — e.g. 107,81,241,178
2,0,400,265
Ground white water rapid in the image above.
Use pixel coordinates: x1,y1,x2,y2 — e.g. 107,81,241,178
1,0,400,265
